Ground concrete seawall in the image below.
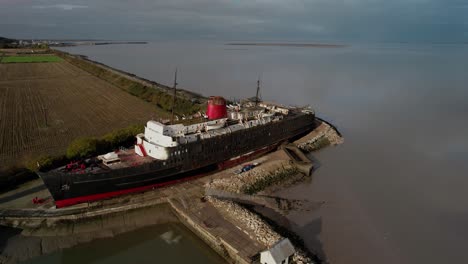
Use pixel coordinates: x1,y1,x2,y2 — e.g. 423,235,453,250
169,198,252,264
0,204,179,264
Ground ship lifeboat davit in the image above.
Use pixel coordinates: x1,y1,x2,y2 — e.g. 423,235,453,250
207,96,227,120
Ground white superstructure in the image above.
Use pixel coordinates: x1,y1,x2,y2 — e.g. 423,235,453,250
134,113,284,160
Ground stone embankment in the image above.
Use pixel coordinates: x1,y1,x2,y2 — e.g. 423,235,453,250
207,197,314,264
295,120,344,152
206,167,270,194
206,162,297,194
204,151,316,263
207,196,281,247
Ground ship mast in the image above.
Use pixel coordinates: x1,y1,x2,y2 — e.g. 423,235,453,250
255,78,261,106
171,68,178,124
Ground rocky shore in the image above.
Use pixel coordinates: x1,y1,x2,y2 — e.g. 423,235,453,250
296,121,343,152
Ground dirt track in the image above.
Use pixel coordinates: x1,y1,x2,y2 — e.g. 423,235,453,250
0,60,166,168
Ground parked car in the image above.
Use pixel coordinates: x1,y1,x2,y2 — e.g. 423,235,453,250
234,162,260,174
241,164,255,172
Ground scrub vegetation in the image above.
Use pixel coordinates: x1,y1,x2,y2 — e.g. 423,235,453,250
0,37,16,48
29,124,144,172
66,124,144,160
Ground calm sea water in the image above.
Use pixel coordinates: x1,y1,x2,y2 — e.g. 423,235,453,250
58,42,468,264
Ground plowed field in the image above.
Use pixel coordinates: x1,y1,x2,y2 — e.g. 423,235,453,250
0,59,165,168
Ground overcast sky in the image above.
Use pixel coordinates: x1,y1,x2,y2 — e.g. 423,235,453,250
1,0,467,43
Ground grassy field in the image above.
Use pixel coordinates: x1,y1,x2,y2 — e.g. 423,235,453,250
0,57,168,169
0,55,62,63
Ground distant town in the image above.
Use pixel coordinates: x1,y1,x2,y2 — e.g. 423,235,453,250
0,36,147,48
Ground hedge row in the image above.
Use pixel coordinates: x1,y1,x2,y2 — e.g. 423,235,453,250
126,83,201,115
30,124,144,172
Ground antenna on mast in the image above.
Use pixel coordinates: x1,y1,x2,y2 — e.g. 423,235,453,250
171,68,178,124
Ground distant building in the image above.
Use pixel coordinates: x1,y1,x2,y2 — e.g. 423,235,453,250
260,238,296,264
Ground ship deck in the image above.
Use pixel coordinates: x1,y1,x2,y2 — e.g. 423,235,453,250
56,149,155,175
108,148,155,169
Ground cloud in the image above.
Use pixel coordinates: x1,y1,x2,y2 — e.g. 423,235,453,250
1,0,467,42
32,4,88,11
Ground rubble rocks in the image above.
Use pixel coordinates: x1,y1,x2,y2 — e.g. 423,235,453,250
297,122,343,152
207,197,315,264
206,164,299,195
207,196,281,247
206,167,268,194
292,250,315,264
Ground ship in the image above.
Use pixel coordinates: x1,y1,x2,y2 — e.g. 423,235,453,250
38,77,316,208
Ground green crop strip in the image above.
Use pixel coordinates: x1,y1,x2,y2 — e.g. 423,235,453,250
1,55,62,63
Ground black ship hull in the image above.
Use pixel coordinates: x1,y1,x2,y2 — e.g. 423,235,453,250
39,113,316,207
